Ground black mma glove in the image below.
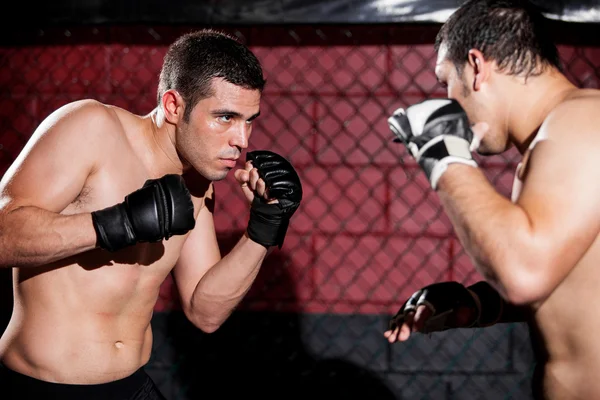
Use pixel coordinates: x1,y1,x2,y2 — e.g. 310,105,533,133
246,150,303,249
91,174,196,252
387,98,478,190
388,281,503,333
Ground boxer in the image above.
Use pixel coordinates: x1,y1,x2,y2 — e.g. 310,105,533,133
384,1,600,399
0,29,302,399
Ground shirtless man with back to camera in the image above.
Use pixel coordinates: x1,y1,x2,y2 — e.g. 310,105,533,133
384,1,600,398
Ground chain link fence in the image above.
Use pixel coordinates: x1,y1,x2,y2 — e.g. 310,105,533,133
1,24,599,399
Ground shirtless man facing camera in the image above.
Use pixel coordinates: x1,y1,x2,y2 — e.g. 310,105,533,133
0,29,302,399
384,1,600,399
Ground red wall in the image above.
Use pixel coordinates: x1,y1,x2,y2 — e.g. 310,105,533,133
1,28,599,314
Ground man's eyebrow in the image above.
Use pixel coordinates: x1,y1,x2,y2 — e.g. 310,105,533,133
211,109,243,118
210,110,261,120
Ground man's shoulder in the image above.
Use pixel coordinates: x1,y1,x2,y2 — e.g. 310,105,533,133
40,99,121,134
541,89,600,141
35,99,141,154
69,99,126,127
54,98,111,117
548,89,600,120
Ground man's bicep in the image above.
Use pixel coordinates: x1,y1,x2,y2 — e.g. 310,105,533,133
173,197,222,308
0,101,107,213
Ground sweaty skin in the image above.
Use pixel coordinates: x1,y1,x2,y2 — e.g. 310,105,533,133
385,43,600,399
0,79,270,384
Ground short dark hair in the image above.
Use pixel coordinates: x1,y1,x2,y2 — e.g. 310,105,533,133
435,0,561,78
158,29,266,121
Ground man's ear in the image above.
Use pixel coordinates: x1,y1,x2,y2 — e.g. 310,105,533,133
467,49,491,92
161,89,186,124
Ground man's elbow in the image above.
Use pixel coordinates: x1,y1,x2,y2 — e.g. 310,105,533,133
184,307,224,334
500,263,554,306
195,319,222,334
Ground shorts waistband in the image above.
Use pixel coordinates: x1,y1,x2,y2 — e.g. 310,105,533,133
0,363,149,399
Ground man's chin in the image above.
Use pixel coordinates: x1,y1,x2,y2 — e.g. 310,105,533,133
475,143,502,156
208,169,230,182
193,166,230,182
476,143,512,156
476,148,495,156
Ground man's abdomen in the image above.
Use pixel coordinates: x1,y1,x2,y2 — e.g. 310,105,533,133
1,301,155,384
0,257,171,384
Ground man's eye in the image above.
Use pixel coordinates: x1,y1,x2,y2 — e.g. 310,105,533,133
218,115,232,123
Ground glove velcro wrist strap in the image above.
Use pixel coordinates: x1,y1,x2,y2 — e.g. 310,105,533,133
429,157,478,190
247,198,289,249
414,134,477,190
467,281,504,327
91,204,137,252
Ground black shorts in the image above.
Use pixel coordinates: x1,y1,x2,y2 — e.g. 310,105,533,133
0,363,167,400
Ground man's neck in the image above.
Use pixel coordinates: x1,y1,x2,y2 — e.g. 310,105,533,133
504,69,577,154
146,107,186,175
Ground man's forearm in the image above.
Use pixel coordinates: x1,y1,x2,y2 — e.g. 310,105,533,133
0,206,97,268
189,234,268,329
436,165,535,299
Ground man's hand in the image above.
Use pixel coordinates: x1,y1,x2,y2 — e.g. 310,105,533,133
92,174,196,252
234,150,302,249
387,98,481,190
384,281,482,343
